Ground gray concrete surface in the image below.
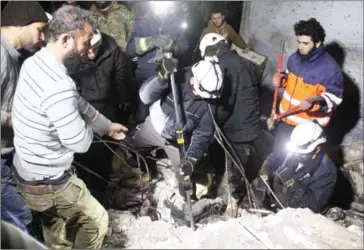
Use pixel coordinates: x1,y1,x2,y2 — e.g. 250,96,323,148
105,208,364,249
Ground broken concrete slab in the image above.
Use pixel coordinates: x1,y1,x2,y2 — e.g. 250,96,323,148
105,208,363,249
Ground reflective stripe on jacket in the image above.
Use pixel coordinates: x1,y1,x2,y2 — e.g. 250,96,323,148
280,47,343,126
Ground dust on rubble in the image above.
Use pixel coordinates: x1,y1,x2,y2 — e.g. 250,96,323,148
104,208,364,249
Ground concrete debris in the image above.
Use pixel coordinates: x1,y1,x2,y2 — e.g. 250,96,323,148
104,208,364,249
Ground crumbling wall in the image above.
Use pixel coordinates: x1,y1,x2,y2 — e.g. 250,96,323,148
240,1,363,147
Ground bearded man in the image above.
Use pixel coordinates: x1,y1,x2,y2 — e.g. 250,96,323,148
10,5,128,249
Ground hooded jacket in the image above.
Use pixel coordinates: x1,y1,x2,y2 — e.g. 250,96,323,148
71,33,136,121
139,69,215,160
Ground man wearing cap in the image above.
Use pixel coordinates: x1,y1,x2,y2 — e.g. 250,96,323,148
10,5,128,248
1,1,49,233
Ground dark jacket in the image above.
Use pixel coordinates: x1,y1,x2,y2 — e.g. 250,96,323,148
215,49,261,142
271,153,337,213
126,12,189,81
139,70,215,161
71,33,136,121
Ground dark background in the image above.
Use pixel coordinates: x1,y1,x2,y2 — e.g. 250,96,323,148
1,1,244,67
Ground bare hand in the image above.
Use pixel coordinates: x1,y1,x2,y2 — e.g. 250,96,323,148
272,73,284,87
107,123,128,140
299,100,313,111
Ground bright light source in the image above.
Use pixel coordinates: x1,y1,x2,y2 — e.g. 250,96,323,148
181,22,188,29
286,141,297,152
150,1,174,16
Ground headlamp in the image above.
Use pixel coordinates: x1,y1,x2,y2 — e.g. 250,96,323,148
286,141,298,153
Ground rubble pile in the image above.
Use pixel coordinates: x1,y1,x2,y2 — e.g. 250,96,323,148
104,208,363,249
104,157,364,249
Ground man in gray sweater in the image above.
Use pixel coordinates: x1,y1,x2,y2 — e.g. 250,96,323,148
1,1,49,234
10,5,128,249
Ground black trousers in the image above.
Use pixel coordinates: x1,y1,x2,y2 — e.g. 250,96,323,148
210,129,273,200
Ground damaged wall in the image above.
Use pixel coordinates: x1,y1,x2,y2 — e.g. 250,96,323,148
240,1,363,148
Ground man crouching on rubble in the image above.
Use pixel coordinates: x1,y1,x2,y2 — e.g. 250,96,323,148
253,120,337,214
129,58,223,203
11,5,128,249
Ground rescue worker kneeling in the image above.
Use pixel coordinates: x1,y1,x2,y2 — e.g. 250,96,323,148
130,58,223,199
253,120,337,213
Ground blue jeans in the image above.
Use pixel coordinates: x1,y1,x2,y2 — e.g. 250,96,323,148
1,158,32,232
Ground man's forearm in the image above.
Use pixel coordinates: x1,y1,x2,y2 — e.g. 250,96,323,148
77,95,111,136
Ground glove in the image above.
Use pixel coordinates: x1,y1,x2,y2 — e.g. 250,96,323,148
272,72,285,87
157,58,177,80
179,157,197,179
135,36,174,55
273,160,298,188
148,48,165,64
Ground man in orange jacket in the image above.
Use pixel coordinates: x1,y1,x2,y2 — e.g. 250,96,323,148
272,18,344,161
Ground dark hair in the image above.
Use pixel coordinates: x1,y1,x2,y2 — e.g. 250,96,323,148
210,4,225,16
45,5,96,42
293,18,326,43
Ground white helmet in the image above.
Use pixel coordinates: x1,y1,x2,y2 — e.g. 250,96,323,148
91,29,102,48
199,33,227,57
191,60,223,99
287,120,327,154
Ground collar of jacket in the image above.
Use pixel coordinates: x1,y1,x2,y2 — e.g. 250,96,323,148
91,1,121,16
296,45,326,63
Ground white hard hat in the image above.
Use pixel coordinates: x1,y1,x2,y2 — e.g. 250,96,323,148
91,29,102,48
191,60,223,99
287,120,327,154
199,33,227,57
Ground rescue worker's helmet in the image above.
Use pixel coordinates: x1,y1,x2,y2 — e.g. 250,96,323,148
191,60,223,99
199,33,227,57
287,120,327,154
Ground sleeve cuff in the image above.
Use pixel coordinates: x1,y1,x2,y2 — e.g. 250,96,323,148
91,112,112,137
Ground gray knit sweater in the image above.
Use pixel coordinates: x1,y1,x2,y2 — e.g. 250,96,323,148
1,35,21,155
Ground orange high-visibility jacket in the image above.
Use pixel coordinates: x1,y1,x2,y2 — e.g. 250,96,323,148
280,47,343,127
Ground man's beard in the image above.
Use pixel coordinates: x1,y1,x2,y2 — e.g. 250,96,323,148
63,49,90,75
298,45,317,60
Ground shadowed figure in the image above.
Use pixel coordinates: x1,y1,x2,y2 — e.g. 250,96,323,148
324,41,361,149
323,41,361,210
